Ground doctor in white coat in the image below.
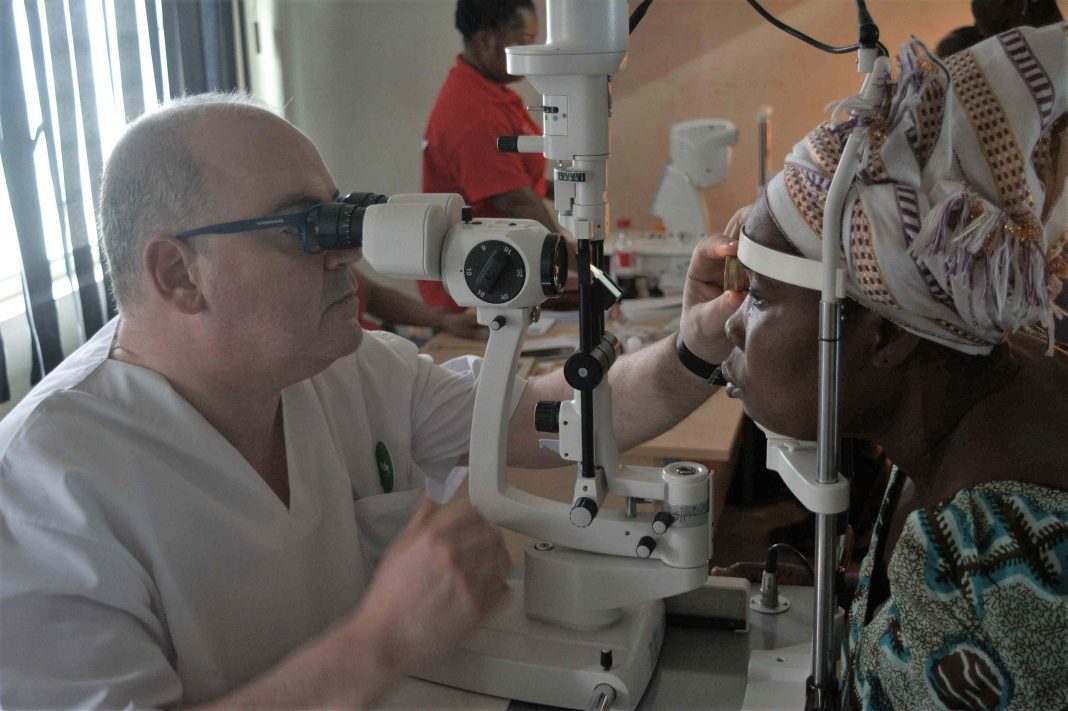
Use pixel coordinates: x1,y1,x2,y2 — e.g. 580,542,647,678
0,93,741,709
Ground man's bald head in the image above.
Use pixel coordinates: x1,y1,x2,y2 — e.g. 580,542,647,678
97,93,284,314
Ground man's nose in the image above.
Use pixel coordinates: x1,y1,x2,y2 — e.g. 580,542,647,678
325,247,362,270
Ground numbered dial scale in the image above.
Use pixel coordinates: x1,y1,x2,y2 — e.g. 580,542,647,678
464,235,568,304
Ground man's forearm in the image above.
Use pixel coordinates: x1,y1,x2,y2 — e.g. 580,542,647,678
488,187,561,233
508,334,716,467
363,279,445,330
185,614,395,710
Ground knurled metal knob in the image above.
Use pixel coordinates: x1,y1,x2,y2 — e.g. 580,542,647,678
570,497,598,527
652,512,674,535
534,401,561,433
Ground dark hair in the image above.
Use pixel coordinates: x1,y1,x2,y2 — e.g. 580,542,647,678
971,0,1063,35
935,26,987,58
943,1,1066,60
455,0,534,42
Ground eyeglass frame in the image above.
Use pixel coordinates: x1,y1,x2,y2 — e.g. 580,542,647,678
174,203,329,255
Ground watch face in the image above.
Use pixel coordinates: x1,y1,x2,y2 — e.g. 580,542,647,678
463,240,527,304
541,234,568,296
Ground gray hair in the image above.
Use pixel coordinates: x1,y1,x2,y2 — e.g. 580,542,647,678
97,92,277,314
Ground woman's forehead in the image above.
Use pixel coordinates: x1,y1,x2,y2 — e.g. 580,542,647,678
743,197,799,256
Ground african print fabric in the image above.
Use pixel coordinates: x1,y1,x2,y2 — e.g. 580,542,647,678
765,23,1068,355
841,472,1068,709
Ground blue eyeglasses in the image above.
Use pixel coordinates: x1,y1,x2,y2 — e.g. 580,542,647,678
174,192,388,254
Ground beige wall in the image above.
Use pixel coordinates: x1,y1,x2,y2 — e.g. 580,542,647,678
611,0,974,230
259,0,1064,289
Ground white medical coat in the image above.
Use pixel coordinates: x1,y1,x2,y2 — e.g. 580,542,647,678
0,319,524,708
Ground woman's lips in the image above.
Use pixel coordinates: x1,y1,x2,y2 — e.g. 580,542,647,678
719,364,740,398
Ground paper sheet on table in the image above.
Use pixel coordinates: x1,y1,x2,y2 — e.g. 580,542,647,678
521,335,579,355
373,676,510,710
618,295,684,321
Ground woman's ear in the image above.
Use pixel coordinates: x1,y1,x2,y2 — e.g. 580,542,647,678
142,235,206,315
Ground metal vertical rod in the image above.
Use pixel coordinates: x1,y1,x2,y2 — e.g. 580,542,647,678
757,106,772,197
576,239,596,479
807,296,841,704
812,300,841,689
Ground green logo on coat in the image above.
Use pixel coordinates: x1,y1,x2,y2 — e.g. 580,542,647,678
375,441,394,493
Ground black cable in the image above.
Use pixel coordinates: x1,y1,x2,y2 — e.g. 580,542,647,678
767,542,815,582
745,0,885,56
629,0,654,34
744,0,859,54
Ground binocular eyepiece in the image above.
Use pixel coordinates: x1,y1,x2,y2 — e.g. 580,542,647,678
312,192,389,251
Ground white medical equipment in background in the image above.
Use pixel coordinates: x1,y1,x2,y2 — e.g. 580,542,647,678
650,118,737,241
602,118,737,296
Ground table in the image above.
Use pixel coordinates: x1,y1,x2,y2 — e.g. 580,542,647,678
380,585,817,710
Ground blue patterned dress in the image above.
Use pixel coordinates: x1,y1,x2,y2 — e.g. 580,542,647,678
841,470,1068,710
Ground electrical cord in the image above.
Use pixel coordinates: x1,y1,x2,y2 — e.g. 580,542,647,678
767,542,815,583
629,0,654,34
744,0,887,56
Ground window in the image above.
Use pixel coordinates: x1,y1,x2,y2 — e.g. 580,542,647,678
0,0,242,405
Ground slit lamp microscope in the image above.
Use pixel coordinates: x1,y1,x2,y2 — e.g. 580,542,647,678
347,3,710,708
323,0,888,708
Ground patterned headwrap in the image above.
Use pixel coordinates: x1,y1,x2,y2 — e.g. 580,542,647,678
765,23,1068,354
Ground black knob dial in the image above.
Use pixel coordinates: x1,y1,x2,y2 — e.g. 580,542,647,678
541,234,569,296
534,401,561,433
652,512,674,535
463,240,526,304
636,536,657,558
570,497,598,527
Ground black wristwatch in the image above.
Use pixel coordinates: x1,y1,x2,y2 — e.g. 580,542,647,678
675,333,727,386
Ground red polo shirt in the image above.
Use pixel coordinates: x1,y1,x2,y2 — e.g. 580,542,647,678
420,55,547,311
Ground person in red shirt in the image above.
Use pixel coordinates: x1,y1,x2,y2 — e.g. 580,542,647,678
421,0,561,312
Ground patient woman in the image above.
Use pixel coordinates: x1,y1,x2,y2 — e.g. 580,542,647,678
720,23,1067,709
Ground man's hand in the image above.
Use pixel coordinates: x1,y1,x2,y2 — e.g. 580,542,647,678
679,232,745,365
437,309,489,340
723,204,752,243
351,499,510,676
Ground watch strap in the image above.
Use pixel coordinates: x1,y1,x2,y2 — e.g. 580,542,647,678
675,333,727,386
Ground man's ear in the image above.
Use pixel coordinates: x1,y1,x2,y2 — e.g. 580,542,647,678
142,235,206,315
871,316,921,369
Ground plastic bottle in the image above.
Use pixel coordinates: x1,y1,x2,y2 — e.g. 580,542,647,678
611,217,637,278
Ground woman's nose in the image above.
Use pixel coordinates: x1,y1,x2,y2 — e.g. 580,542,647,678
724,305,746,351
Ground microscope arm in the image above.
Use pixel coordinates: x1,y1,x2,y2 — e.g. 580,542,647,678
467,306,709,569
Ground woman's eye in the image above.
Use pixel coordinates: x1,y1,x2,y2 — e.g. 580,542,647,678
746,289,768,308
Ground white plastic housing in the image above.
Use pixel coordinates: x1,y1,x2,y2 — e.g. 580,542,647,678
670,119,737,188
738,230,846,298
361,193,464,279
650,164,711,240
440,218,553,310
506,0,627,78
